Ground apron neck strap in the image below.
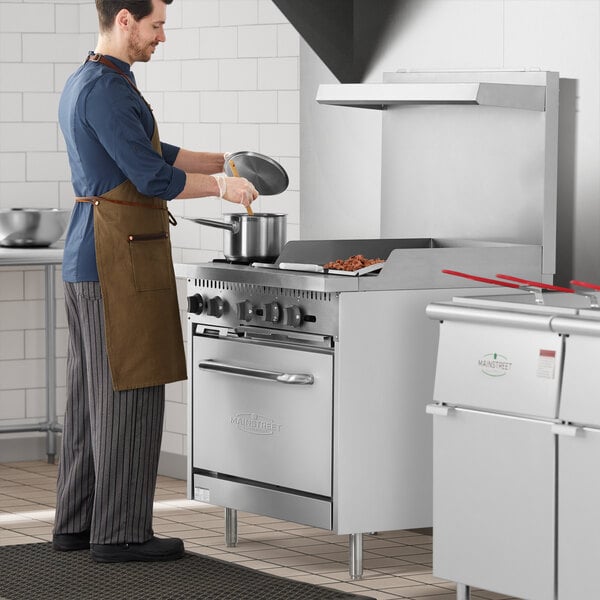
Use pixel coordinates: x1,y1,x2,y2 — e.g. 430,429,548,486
86,53,152,112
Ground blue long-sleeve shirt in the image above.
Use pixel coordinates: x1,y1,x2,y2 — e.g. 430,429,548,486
59,54,186,282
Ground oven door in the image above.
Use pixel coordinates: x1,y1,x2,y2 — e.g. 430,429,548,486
192,331,333,497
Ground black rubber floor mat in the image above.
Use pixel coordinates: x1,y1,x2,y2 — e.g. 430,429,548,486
0,543,374,600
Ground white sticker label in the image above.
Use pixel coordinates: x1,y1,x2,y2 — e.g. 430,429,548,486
194,487,210,503
537,349,556,379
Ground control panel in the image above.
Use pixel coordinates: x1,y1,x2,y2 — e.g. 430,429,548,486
186,280,339,336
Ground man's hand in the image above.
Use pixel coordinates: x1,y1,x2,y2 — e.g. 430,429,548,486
222,176,258,208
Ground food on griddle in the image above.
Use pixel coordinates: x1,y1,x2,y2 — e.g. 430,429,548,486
323,254,385,271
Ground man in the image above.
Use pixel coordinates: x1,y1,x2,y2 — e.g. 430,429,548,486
52,0,258,563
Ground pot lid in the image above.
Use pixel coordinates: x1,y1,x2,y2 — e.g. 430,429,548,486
225,151,289,196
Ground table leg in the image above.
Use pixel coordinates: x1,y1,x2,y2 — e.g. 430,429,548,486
44,264,57,464
225,507,238,547
349,532,363,579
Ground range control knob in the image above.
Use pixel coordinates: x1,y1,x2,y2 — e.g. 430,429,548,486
284,305,303,328
187,293,204,315
262,301,281,323
236,300,255,322
206,296,225,318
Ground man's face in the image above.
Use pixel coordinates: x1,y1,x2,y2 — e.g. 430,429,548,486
127,0,167,63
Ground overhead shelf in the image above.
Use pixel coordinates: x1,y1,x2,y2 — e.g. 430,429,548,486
316,82,547,111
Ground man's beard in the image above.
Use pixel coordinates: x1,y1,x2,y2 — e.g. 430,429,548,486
128,26,155,63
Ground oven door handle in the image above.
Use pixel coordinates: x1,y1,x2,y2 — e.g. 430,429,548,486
197,359,314,385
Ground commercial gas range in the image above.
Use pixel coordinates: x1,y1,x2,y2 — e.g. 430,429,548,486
179,237,543,578
177,68,559,579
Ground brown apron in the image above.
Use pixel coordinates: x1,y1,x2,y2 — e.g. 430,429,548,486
76,54,186,391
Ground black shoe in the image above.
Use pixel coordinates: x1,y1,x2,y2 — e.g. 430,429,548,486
90,536,185,563
52,530,91,551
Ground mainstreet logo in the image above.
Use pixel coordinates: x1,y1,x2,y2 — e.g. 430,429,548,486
478,353,512,377
231,413,282,435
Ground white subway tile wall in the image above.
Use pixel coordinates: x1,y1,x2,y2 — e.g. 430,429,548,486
0,0,299,463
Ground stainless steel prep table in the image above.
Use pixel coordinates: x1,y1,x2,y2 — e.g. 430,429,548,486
0,245,63,463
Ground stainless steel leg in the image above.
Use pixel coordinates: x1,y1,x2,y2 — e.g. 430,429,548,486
456,583,471,600
44,264,57,464
225,507,238,547
349,532,363,579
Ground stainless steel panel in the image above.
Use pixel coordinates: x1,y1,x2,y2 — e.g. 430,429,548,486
193,473,332,530
552,314,600,337
453,291,593,312
333,286,531,535
316,82,547,111
333,288,440,534
574,307,600,319
558,332,600,427
426,303,557,330
557,427,600,598
357,242,543,291
379,71,558,276
433,319,563,418
432,408,555,600
383,70,557,86
192,334,333,496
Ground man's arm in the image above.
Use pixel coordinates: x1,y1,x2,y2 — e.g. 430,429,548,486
173,149,225,175
172,149,257,205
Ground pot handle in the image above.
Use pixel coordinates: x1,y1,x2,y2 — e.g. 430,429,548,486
188,217,240,234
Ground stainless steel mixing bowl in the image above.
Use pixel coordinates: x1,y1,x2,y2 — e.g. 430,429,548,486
0,208,71,248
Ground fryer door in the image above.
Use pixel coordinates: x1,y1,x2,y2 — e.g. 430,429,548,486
192,334,333,497
558,427,600,599
432,408,555,600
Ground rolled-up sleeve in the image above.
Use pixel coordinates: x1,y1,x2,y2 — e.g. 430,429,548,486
161,142,180,165
85,76,186,200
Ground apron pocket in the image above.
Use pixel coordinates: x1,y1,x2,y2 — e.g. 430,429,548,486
128,232,173,292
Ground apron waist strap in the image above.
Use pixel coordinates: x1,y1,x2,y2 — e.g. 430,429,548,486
75,196,177,225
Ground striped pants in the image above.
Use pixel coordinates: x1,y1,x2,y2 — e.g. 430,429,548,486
54,281,165,545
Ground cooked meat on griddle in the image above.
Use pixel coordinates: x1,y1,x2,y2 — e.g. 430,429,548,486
323,254,385,271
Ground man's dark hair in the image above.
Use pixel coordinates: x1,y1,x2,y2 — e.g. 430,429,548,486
96,0,173,32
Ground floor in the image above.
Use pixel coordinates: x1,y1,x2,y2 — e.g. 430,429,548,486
0,461,517,600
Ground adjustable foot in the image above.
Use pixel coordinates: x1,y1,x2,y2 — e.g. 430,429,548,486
224,507,238,547
349,532,363,579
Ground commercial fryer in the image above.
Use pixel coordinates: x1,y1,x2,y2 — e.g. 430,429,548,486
426,290,596,600
550,302,600,598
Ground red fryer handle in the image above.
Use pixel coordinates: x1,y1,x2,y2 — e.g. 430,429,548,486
571,280,600,291
442,269,520,288
496,274,574,293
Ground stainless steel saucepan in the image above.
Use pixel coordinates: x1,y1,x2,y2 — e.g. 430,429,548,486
191,213,287,262
188,152,289,261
